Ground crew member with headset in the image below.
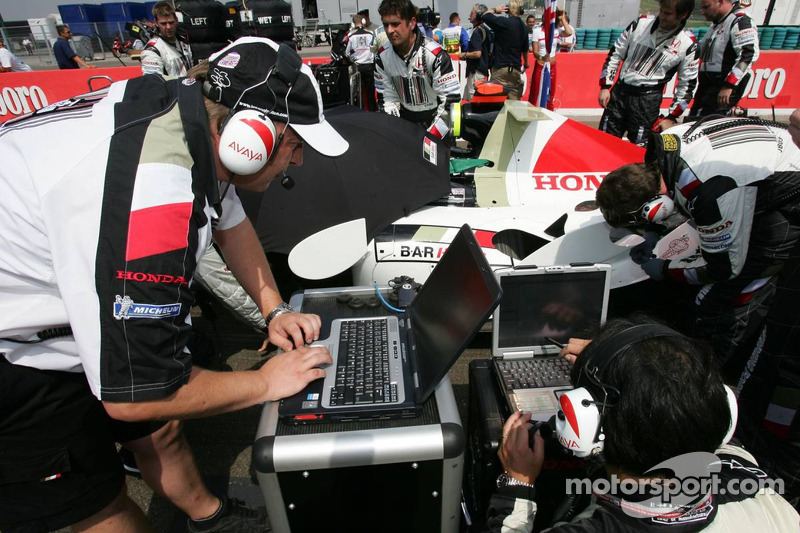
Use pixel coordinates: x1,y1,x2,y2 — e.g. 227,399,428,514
141,1,193,76
485,318,798,531
0,37,347,532
595,117,800,372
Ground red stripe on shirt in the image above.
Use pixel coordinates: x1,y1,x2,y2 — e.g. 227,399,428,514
126,202,193,261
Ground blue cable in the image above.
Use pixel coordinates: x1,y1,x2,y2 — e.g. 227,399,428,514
374,283,404,313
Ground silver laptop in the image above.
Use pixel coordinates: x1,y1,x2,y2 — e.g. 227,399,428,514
279,224,502,423
491,263,612,421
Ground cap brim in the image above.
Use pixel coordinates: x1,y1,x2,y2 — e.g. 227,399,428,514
292,119,349,157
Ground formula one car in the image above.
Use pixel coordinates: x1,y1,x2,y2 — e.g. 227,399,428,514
247,101,703,292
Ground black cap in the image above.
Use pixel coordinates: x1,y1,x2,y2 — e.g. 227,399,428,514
204,37,347,157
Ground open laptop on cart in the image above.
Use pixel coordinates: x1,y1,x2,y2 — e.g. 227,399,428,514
491,263,611,421
279,224,502,424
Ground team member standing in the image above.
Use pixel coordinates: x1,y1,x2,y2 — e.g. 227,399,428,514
527,8,573,110
441,12,469,54
596,117,800,371
688,0,759,119
460,4,493,101
375,0,461,129
346,14,378,111
141,1,193,76
0,39,32,72
598,0,698,144
0,37,347,533
53,24,96,69
476,1,529,100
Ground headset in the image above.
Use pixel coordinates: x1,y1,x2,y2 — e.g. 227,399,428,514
554,323,738,458
603,194,675,228
213,43,303,177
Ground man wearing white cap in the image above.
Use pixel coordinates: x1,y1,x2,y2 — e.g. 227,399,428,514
0,37,347,532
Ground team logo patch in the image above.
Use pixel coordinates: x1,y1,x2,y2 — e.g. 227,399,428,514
182,77,196,86
217,52,241,68
209,68,231,88
113,295,182,320
662,134,679,152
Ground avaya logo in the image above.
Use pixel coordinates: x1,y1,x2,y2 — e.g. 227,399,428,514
228,141,263,161
558,435,580,449
116,271,188,285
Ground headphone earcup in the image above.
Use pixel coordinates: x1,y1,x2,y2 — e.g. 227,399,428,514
641,194,675,224
556,388,603,458
218,109,277,175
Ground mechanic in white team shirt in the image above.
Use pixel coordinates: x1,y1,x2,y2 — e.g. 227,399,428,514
141,1,193,76
0,37,346,532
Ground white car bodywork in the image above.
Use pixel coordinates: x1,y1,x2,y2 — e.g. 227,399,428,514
347,102,703,289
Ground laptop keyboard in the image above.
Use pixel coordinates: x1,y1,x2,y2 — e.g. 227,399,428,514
329,318,398,406
497,357,572,389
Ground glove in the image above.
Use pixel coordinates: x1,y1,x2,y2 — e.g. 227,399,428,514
628,231,661,265
641,257,666,281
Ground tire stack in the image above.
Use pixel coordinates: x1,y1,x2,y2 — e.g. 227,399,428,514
224,1,244,41
177,0,228,62
237,0,295,45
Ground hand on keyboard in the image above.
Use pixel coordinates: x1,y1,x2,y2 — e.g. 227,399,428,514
259,345,332,402
266,311,322,353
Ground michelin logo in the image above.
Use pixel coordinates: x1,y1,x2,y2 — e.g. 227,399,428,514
114,295,182,320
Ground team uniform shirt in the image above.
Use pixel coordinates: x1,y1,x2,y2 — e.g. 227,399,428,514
654,119,800,285
486,445,799,532
600,16,699,118
0,75,244,402
0,48,32,72
698,4,759,89
375,26,461,126
345,26,375,65
141,36,193,76
442,23,469,53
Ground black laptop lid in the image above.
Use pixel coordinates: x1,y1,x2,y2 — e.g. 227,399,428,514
410,224,502,401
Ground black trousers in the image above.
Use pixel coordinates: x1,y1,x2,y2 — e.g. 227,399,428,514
688,72,750,120
599,84,663,145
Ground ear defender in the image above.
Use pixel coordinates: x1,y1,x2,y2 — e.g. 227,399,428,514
556,388,604,458
218,109,278,175
640,194,674,224
721,385,739,446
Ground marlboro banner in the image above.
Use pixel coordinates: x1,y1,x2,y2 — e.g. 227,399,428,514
1,51,798,124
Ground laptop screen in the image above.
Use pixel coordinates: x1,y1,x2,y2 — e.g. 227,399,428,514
497,269,608,349
410,225,502,399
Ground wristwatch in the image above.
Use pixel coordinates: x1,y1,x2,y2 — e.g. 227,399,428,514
496,471,536,491
263,302,294,330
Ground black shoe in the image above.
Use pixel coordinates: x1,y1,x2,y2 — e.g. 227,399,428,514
118,448,142,478
187,496,271,533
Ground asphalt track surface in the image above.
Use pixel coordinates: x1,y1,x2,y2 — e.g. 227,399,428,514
36,47,790,532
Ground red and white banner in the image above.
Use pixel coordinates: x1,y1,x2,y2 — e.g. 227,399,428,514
0,66,140,123
1,51,798,124
524,50,800,114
